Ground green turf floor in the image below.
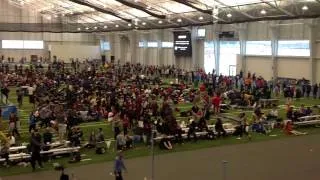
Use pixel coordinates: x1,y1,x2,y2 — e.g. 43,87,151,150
1,88,320,176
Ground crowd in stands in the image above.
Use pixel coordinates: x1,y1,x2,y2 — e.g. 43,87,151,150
0,57,319,171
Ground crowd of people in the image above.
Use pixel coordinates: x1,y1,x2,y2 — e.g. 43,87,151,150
0,58,319,174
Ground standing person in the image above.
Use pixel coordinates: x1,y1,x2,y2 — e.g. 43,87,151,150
113,152,127,180
27,84,36,108
313,84,318,99
8,112,20,138
1,84,9,104
16,87,24,108
30,129,43,171
212,93,222,115
29,111,38,133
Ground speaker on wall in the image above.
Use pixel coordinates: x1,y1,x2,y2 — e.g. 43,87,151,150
110,56,115,63
101,55,106,64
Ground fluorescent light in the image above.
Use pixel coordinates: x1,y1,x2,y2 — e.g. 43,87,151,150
142,22,146,25
128,23,132,27
177,18,182,22
158,20,163,24
115,24,119,27
302,5,309,11
227,13,232,18
103,25,107,29
94,26,97,29
198,16,204,20
260,9,266,15
85,27,89,30
77,27,81,31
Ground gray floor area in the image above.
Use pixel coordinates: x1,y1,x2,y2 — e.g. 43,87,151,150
3,134,320,180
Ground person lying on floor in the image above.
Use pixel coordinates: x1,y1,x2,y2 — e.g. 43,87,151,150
283,120,307,136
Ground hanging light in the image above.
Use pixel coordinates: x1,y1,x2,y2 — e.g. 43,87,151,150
198,16,204,21
302,5,309,11
77,27,81,31
94,26,97,29
177,18,182,22
142,22,146,25
227,13,232,18
115,24,119,28
260,9,267,15
128,23,132,27
103,25,107,29
158,20,163,24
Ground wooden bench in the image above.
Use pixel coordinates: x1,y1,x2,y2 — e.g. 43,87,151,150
0,153,31,163
259,99,279,108
294,115,320,126
9,146,27,153
41,147,80,156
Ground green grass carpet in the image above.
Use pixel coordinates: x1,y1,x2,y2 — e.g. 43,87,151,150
1,87,320,176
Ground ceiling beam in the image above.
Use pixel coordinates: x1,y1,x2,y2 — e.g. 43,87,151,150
114,0,166,19
68,0,132,23
171,0,212,15
214,0,255,19
261,0,294,16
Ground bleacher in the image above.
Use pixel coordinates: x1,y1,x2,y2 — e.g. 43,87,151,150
294,115,320,126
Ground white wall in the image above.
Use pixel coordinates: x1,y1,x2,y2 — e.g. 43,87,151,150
0,31,99,61
237,55,273,80
277,57,310,80
50,43,100,61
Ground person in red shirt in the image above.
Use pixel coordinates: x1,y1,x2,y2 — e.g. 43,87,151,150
284,120,307,135
212,93,222,115
199,83,206,92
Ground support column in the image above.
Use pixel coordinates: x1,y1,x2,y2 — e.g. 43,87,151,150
308,21,317,84
238,23,248,75
270,24,279,83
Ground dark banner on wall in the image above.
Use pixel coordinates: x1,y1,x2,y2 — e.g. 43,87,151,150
173,31,192,57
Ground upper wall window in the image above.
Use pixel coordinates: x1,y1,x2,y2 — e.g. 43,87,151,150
147,42,158,48
2,40,44,49
277,40,310,56
161,42,173,48
101,41,111,51
138,41,145,48
246,41,271,55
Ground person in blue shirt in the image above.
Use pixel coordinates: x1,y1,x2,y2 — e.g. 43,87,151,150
29,111,37,133
114,152,127,180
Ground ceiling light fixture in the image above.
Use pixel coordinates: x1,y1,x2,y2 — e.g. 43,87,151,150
146,6,151,9
158,20,163,24
260,9,266,15
85,27,89,30
128,23,132,27
94,26,97,29
177,18,182,22
302,5,309,11
227,13,232,18
54,14,58,18
103,25,107,29
77,27,81,31
198,16,204,20
46,16,51,20
115,24,119,28
142,22,146,25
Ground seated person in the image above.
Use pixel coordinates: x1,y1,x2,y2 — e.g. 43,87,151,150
70,127,81,147
286,107,294,121
267,105,282,122
187,120,197,141
96,128,105,142
7,133,16,147
86,131,96,149
0,141,10,167
159,134,173,150
116,132,126,150
283,120,307,135
125,134,133,149
43,127,53,145
305,107,313,116
215,118,226,137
